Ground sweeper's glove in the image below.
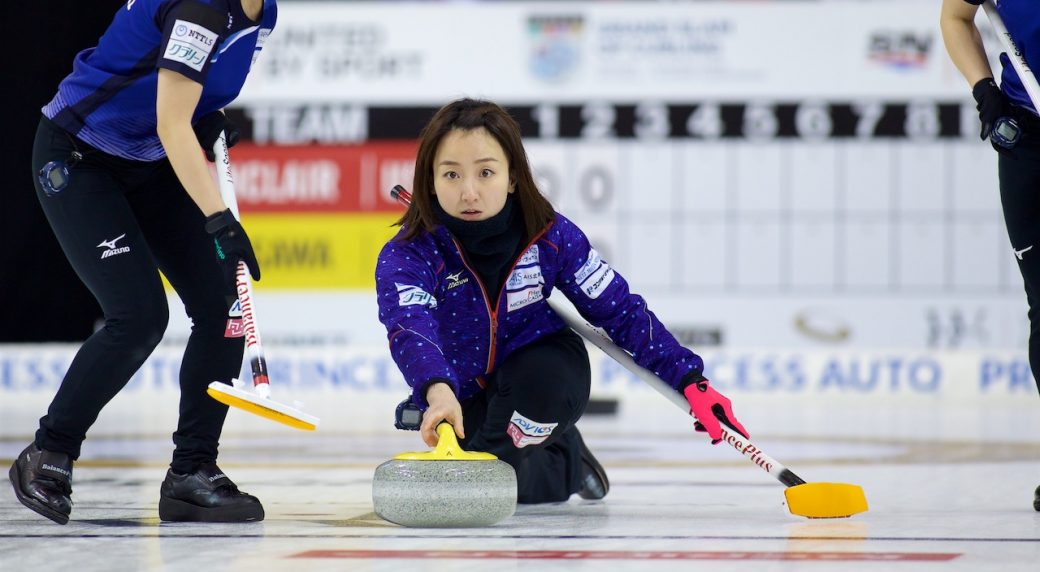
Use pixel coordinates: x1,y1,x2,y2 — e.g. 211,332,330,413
682,375,749,445
971,77,1019,154
194,111,240,162
205,209,261,292
973,78,1006,142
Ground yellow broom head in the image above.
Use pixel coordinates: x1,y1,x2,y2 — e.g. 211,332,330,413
784,482,869,518
207,381,319,431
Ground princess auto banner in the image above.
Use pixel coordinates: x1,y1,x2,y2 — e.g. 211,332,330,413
0,345,1033,405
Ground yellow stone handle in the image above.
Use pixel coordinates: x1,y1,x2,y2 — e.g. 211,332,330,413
394,422,499,461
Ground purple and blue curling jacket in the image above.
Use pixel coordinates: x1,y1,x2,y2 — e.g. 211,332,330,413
375,213,704,408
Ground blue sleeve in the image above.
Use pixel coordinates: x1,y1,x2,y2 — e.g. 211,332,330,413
375,236,461,409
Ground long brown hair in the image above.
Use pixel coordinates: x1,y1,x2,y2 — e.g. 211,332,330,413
395,98,555,242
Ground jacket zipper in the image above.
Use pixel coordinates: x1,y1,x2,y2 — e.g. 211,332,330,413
450,225,550,376
450,237,496,375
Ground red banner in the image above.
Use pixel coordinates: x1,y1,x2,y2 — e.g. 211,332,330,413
290,550,959,562
228,142,417,213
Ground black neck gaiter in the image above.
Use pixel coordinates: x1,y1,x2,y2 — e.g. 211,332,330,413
434,196,524,303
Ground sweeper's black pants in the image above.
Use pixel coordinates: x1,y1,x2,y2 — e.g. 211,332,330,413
30,117,243,474
460,327,592,504
998,109,1040,394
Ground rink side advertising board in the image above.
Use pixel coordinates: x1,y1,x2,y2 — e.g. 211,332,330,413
1,344,1032,401
288,550,960,562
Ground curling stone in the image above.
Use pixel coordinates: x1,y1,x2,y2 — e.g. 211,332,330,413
372,423,517,527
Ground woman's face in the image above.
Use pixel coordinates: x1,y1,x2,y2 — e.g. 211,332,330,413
432,128,512,221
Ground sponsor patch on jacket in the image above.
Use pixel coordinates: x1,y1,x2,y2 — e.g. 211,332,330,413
506,286,544,312
507,411,557,448
164,20,218,72
506,266,544,291
579,260,615,299
574,249,603,284
396,283,437,309
518,245,539,266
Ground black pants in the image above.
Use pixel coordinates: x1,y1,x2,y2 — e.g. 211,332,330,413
31,117,243,473
999,110,1040,394
460,327,591,504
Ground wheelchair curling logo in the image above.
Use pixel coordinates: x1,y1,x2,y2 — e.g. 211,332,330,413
528,15,584,83
97,234,130,260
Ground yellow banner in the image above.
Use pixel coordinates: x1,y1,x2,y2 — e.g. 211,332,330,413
249,213,400,288
164,213,401,290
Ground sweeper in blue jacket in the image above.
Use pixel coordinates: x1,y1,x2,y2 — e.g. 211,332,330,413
10,0,274,525
375,98,748,504
941,0,1040,512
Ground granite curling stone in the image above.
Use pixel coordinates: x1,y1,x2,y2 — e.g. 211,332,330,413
373,423,517,527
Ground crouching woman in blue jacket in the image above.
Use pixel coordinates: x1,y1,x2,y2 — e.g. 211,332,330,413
375,98,747,504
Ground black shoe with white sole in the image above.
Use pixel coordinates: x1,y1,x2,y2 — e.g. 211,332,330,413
158,462,264,522
9,443,73,525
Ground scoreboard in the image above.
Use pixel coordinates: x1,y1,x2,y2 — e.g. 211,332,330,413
230,101,969,143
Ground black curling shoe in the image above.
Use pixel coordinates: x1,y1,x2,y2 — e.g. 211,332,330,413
574,430,610,500
1034,485,1039,512
158,462,264,522
9,443,74,525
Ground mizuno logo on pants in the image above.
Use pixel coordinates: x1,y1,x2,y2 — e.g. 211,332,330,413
97,234,130,260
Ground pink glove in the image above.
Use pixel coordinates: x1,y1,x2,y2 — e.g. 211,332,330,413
683,377,749,444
